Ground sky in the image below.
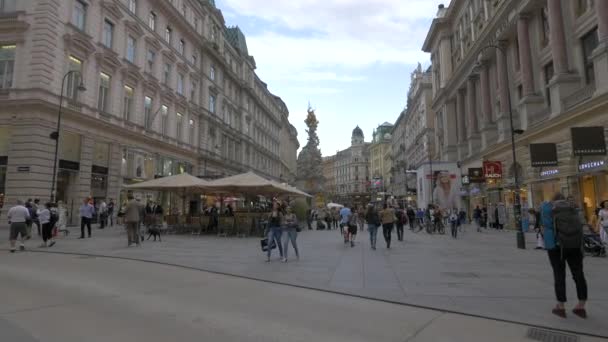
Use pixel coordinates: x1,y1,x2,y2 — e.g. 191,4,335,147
216,0,448,155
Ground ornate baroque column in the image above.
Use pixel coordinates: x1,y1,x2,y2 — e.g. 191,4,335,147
479,62,497,149
467,76,481,155
456,89,467,160
517,15,535,96
496,43,510,141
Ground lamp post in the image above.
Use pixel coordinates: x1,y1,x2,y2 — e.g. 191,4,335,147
477,44,526,249
50,71,86,203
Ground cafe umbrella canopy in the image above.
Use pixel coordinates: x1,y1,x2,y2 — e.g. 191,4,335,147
206,171,312,198
124,172,210,213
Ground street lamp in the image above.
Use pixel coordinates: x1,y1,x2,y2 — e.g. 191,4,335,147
50,70,86,203
477,44,526,249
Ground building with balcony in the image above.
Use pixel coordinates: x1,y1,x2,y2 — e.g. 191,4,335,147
423,0,608,225
328,126,371,205
0,0,298,221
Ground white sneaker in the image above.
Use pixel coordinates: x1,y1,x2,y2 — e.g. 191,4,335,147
282,258,287,263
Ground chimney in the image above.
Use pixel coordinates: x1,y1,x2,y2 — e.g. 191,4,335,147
437,4,447,18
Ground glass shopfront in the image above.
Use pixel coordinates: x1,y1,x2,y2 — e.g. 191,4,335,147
0,126,9,196
576,172,608,225
530,178,561,208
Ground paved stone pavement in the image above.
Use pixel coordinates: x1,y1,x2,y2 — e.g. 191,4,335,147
1,225,607,337
2,253,605,342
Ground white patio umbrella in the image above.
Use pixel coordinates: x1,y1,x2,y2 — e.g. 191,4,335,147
326,203,344,209
206,171,312,198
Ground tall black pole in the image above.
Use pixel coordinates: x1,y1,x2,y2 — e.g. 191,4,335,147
429,151,434,207
50,71,82,203
480,44,525,249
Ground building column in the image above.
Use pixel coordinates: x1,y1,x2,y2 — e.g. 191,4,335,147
479,62,497,149
442,99,458,161
516,15,545,128
592,0,608,96
496,43,511,143
546,0,580,115
456,89,467,160
106,143,122,203
466,76,481,156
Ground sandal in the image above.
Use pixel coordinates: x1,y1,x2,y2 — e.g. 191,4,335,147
552,307,566,318
572,308,587,319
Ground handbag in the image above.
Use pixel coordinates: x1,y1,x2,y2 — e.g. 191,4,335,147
260,237,277,252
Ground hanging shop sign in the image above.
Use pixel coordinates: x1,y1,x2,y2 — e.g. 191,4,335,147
578,160,606,172
530,143,558,167
571,127,607,156
483,161,502,179
468,167,485,183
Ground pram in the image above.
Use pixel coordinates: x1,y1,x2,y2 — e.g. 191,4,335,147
583,233,606,257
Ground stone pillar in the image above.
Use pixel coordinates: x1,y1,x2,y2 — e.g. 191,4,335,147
496,45,510,142
592,0,608,96
479,62,497,149
442,99,458,161
456,89,467,160
439,38,453,88
106,143,122,203
517,15,535,96
467,77,481,156
546,0,580,115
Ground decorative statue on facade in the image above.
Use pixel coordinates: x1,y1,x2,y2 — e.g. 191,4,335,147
296,105,325,195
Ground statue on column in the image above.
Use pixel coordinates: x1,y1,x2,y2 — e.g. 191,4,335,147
296,104,325,195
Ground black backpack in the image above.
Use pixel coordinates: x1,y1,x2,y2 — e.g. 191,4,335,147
552,201,583,249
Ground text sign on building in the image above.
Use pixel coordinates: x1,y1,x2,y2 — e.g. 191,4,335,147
579,160,606,172
468,168,485,183
530,143,558,167
483,161,502,179
571,127,607,156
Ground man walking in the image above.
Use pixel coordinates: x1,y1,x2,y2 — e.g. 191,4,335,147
124,195,141,247
79,197,95,239
98,199,107,229
7,200,30,253
107,199,115,227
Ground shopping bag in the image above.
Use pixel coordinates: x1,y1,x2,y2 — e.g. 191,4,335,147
260,237,277,252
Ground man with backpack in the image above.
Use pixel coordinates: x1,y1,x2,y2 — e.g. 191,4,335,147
541,193,588,319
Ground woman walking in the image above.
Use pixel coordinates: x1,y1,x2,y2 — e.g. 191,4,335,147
38,203,56,248
449,209,459,239
282,206,300,262
395,205,406,241
380,204,395,249
542,193,588,319
266,200,284,262
365,204,380,250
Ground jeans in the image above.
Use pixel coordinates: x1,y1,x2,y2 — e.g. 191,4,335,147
283,228,299,259
382,223,394,248
548,248,588,303
267,226,283,258
80,217,92,237
368,224,379,248
109,213,114,227
408,217,415,230
42,222,54,242
396,223,404,241
451,222,458,239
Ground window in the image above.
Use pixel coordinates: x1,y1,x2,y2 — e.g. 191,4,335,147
148,11,156,31
177,73,184,95
190,80,197,102
72,0,86,31
209,95,216,113
0,45,15,89
144,96,152,129
160,105,168,135
127,0,136,13
210,65,215,81
98,72,110,112
189,119,195,145
103,20,114,48
66,56,82,100
165,27,172,44
163,63,171,84
0,0,16,12
581,27,598,85
123,85,134,121
176,112,183,139
178,39,185,55
146,50,155,73
126,36,136,63
544,62,554,106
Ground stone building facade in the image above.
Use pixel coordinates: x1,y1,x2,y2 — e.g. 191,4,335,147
326,126,371,205
0,0,298,221
423,0,608,225
369,122,393,194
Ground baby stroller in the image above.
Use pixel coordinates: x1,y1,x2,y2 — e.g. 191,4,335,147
583,233,606,257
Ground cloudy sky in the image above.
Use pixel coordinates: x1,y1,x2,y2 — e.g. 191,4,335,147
216,0,448,155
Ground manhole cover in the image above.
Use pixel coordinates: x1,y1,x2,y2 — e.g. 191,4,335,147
440,272,479,279
527,328,579,342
